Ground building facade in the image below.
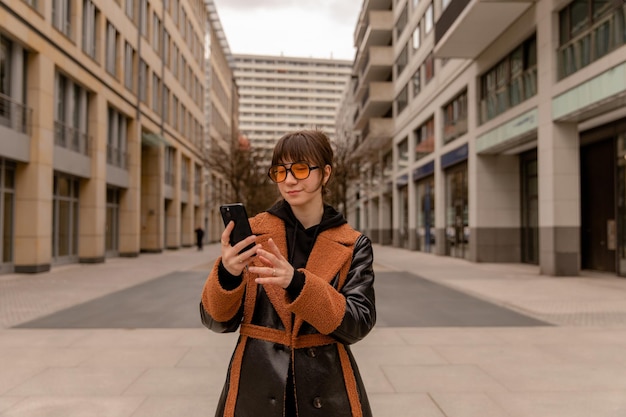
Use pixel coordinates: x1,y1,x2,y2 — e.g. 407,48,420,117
203,0,238,243
234,54,352,160
346,0,626,276
0,0,209,273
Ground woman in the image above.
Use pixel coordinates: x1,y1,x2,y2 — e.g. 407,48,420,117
200,130,376,417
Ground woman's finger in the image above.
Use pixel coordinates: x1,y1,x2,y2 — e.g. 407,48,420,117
221,221,234,246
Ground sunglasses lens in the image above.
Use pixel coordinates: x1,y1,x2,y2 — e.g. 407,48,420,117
291,163,310,179
269,166,286,182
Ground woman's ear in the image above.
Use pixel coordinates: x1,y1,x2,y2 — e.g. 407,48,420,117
323,164,332,185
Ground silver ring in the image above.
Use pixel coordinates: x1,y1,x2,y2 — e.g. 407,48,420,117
272,268,276,277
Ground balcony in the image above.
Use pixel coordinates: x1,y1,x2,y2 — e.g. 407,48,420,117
434,0,534,59
54,121,91,156
356,117,394,157
355,10,393,53
0,93,32,163
354,81,394,130
355,46,393,94
354,0,393,47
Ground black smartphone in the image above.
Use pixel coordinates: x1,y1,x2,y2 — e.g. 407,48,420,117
219,203,255,254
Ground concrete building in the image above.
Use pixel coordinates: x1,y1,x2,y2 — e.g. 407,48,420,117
234,54,352,160
345,0,626,276
203,0,238,243
0,0,210,273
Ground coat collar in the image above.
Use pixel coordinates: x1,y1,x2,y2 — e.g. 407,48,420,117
249,212,360,332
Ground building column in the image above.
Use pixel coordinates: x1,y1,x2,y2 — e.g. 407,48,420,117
119,118,141,256
14,53,54,273
166,149,181,249
79,90,106,263
140,144,163,252
536,1,580,275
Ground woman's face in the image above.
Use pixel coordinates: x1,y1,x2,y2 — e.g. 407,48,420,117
276,160,331,209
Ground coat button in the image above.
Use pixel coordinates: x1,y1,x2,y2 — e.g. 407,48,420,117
312,397,322,408
307,347,317,358
269,397,277,405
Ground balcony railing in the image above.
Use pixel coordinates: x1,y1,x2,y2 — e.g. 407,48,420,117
164,172,175,186
558,5,626,80
106,144,129,169
479,68,537,124
54,121,91,155
0,93,32,134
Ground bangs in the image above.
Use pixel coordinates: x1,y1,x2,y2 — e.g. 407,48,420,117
271,131,324,166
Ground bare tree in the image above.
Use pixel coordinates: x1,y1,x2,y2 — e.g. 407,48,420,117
327,133,367,218
204,134,277,216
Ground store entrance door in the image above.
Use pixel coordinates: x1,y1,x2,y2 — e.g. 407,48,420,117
581,139,615,272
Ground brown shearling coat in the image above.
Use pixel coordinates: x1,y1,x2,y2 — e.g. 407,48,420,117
200,211,376,417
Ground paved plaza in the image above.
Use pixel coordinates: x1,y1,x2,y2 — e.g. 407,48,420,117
1,243,626,416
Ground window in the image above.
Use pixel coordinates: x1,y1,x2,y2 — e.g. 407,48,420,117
164,146,175,185
107,107,128,169
54,73,90,155
125,0,135,22
396,84,408,115
397,138,409,170
424,4,434,34
139,0,148,37
558,0,626,78
412,24,421,50
82,0,98,59
396,44,408,76
442,89,468,144
52,173,80,260
52,0,72,38
411,67,421,97
124,42,136,92
423,53,435,84
105,22,119,76
152,73,161,114
139,59,148,102
396,6,408,38
152,13,161,54
163,86,170,123
415,117,434,161
480,35,537,123
442,0,452,11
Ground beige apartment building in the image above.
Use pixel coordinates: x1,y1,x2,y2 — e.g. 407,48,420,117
0,0,210,273
345,0,626,276
234,54,352,160
203,0,238,243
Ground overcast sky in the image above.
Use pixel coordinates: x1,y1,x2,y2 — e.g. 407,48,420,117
212,0,361,61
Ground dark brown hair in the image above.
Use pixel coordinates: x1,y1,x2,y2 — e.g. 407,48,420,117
271,130,334,193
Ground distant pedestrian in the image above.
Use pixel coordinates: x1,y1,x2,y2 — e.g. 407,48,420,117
194,226,204,250
200,130,376,417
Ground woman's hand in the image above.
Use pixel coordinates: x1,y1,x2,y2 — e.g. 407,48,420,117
221,221,258,276
248,238,294,289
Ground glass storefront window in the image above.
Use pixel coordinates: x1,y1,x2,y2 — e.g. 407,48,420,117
445,163,469,259
0,160,15,266
415,177,435,253
397,137,409,170
52,173,79,261
617,134,626,276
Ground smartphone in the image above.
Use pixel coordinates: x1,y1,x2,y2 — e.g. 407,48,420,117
219,203,255,254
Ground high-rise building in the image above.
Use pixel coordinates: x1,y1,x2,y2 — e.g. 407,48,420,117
0,0,213,273
233,54,352,160
344,0,626,276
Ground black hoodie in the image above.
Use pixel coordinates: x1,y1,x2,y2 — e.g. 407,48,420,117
266,200,347,299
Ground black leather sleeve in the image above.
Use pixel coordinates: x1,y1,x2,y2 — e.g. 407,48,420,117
199,300,243,333
331,234,376,345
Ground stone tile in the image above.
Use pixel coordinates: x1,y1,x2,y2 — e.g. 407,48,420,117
129,396,220,417
382,364,507,393
434,344,564,366
481,362,626,391
0,368,43,396
0,348,92,368
430,392,511,417
0,397,24,414
78,347,189,368
397,328,506,346
0,330,91,348
6,368,146,396
369,393,445,417
122,368,224,397
490,391,626,417
356,328,407,346
176,346,233,371
0,397,145,417
535,343,626,365
357,364,396,394
71,329,186,348
352,345,448,366
170,329,238,348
